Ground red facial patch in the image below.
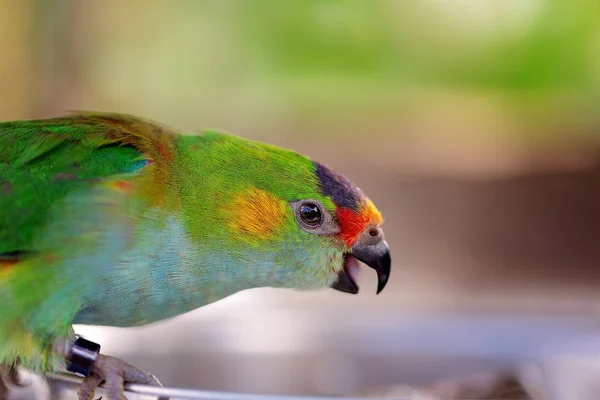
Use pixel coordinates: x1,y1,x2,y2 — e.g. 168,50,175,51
0,260,17,269
336,199,383,247
110,180,134,192
0,259,19,276
155,140,174,162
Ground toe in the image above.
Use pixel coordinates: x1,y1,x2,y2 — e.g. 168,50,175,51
77,373,104,400
103,370,126,400
121,362,162,387
0,380,8,400
6,366,29,387
78,353,163,400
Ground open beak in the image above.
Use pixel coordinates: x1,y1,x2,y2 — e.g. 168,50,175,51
331,240,391,295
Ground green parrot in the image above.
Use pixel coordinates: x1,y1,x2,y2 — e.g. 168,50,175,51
0,112,391,400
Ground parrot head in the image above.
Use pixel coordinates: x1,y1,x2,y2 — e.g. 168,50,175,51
300,161,391,295
176,132,391,295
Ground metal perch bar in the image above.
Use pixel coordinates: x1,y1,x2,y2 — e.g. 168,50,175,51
47,373,399,400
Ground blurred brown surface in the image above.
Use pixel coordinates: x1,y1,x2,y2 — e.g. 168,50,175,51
379,160,600,291
358,371,535,399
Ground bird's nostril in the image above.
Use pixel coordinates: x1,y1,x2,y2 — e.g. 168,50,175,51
369,228,379,237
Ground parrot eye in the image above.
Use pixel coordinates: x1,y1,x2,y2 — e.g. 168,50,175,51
291,199,339,235
299,203,322,226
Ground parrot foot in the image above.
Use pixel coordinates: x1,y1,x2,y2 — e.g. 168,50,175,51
75,353,164,400
0,360,30,400
0,364,7,400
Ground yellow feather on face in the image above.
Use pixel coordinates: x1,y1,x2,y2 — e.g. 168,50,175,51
228,187,288,242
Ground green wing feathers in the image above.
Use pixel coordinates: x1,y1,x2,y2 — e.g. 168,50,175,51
0,112,180,372
0,112,179,254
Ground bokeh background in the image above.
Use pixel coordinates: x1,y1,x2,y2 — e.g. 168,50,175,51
5,0,600,398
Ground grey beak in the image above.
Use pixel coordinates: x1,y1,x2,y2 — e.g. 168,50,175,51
330,267,359,294
352,240,391,294
331,240,391,295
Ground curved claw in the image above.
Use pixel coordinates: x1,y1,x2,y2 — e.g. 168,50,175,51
76,353,163,400
78,373,105,400
6,365,29,388
0,358,31,400
0,373,7,400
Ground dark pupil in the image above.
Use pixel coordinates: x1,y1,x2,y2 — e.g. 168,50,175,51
300,204,321,225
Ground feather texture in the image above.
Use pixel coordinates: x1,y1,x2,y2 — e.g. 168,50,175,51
0,112,380,374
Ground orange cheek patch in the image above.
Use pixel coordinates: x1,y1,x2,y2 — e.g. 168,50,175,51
109,180,134,192
338,199,383,246
228,188,288,240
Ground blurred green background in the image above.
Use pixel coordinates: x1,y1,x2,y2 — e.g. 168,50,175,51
3,0,600,148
